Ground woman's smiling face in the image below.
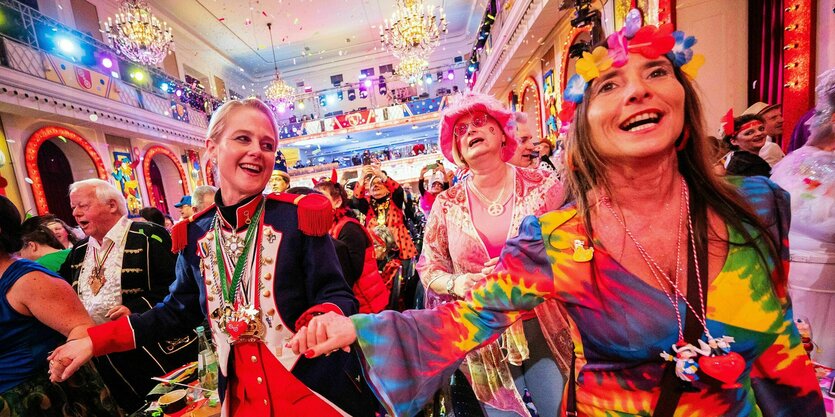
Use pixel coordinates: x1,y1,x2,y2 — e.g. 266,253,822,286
585,54,685,162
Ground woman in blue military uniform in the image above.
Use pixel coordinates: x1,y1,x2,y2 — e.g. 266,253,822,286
48,98,376,417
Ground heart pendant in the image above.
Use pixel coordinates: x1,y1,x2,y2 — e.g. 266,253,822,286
226,320,248,340
698,352,745,388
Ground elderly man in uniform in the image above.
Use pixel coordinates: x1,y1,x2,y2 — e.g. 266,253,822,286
744,101,785,166
59,179,196,413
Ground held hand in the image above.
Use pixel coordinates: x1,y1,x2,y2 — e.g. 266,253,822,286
457,272,486,296
47,337,94,382
480,257,499,275
287,312,357,359
105,305,131,320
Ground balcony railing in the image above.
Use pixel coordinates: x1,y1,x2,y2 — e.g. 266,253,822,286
0,0,213,129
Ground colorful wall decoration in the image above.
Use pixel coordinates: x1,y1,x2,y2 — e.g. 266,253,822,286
43,55,122,100
142,145,189,209
111,151,142,215
24,126,108,215
614,0,675,28
185,149,204,190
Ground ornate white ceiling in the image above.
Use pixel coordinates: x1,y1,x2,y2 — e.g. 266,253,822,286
149,0,487,80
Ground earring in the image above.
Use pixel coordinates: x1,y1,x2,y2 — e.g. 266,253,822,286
675,128,691,152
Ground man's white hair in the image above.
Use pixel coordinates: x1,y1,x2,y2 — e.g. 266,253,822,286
69,179,128,216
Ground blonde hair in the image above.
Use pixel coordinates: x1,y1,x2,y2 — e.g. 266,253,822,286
206,98,279,142
69,178,128,216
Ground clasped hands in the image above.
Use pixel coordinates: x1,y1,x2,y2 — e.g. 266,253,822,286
286,312,359,359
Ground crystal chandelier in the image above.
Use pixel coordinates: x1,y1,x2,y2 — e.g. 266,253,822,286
102,0,174,66
395,53,429,84
380,0,447,58
264,23,295,106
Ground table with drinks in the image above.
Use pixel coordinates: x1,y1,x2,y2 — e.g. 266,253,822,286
130,326,220,417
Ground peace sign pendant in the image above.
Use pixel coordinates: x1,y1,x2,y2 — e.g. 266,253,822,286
487,202,505,216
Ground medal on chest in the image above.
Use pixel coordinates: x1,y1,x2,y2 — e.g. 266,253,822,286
209,201,268,344
89,241,116,296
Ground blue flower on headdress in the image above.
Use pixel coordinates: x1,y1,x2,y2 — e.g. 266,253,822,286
564,74,587,104
624,9,643,38
668,31,697,66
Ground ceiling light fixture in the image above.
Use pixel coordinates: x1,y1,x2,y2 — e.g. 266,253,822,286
264,22,296,106
102,0,174,66
380,0,447,58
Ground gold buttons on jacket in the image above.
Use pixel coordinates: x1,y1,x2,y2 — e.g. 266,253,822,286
266,308,275,316
251,356,257,363
257,377,263,384
263,272,272,281
262,290,271,298
263,399,268,406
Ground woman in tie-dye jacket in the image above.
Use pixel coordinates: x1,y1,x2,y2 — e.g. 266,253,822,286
290,16,825,417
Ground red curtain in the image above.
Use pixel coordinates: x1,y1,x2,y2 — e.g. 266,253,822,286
747,0,784,106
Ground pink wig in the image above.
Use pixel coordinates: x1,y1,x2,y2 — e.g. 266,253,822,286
438,93,518,166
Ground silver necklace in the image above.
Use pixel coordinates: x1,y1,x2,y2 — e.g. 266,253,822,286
468,168,515,216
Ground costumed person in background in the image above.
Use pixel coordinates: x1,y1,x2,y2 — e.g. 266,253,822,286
289,14,825,417
416,92,569,417
508,112,538,168
138,206,165,227
352,160,418,282
536,138,558,172
192,185,219,213
49,99,376,417
269,150,291,193
19,216,71,272
743,102,785,165
770,68,835,367
57,179,197,413
314,175,391,314
418,162,450,216
42,215,79,249
721,112,773,177
174,195,195,222
0,195,122,417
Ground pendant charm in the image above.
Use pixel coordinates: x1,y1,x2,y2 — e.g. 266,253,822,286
572,240,594,262
89,268,105,296
487,202,505,216
660,341,701,384
695,337,744,389
225,320,248,341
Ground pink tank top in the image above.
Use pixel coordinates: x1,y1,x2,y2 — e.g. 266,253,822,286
466,186,514,258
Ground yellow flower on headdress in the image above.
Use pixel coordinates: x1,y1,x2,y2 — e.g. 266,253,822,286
681,54,705,78
575,46,613,82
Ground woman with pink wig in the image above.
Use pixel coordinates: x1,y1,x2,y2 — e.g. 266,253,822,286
415,92,569,417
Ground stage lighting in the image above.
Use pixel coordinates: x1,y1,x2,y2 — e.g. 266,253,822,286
378,76,387,95
425,74,433,84
160,82,169,92
447,69,455,80
130,70,145,81
175,89,183,97
326,94,337,105
277,103,287,113
101,57,113,68
347,88,356,101
364,79,372,88
297,100,305,110
56,37,78,55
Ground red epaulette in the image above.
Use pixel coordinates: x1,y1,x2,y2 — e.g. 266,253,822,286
170,204,216,253
267,192,333,237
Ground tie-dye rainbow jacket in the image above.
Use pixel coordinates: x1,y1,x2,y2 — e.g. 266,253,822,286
351,176,825,417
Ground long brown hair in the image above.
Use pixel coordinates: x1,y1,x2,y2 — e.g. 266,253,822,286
563,63,786,291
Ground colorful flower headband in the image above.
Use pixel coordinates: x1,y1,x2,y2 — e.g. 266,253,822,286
558,9,705,130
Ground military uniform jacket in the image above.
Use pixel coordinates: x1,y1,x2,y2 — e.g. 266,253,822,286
59,221,197,412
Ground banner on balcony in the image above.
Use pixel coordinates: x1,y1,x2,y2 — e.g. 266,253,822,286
171,101,190,123
335,109,374,129
43,55,120,100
